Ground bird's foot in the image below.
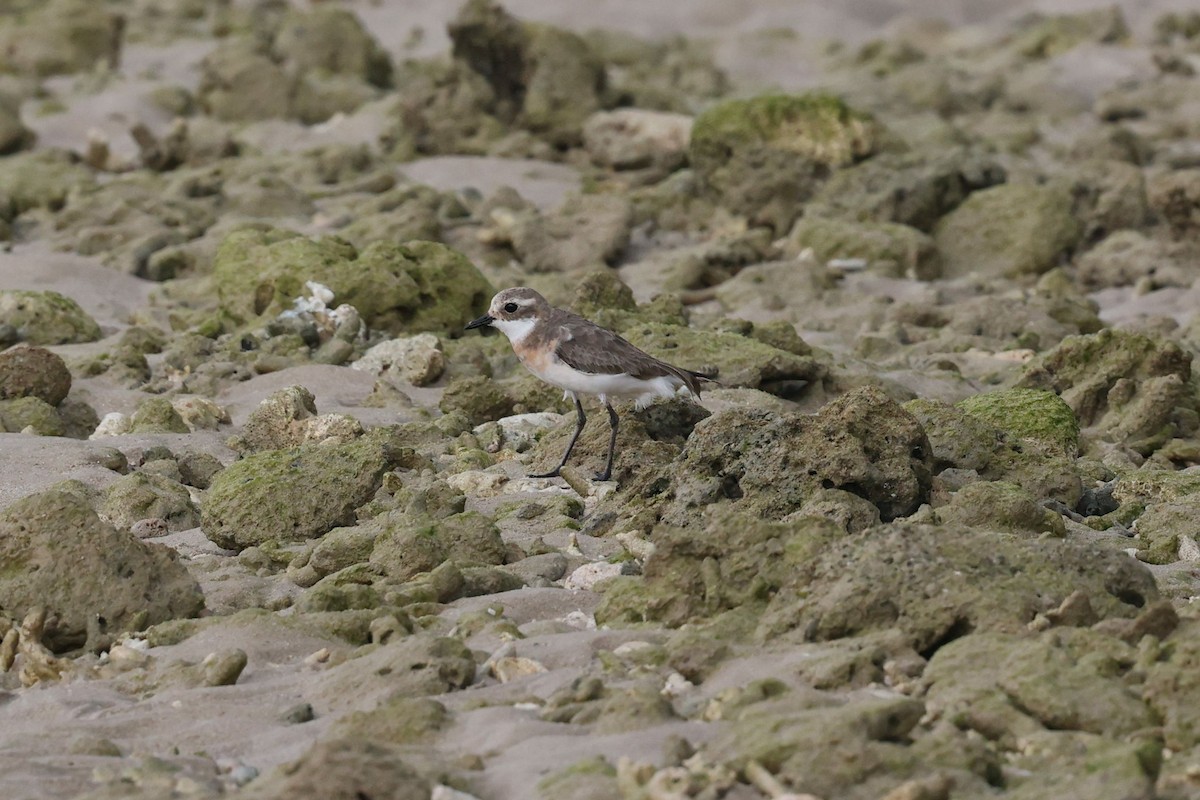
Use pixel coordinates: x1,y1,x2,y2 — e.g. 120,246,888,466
527,468,562,479
593,470,612,482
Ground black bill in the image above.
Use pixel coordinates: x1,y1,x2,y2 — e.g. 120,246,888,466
465,315,494,330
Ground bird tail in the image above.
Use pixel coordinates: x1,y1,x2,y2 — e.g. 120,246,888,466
679,368,719,398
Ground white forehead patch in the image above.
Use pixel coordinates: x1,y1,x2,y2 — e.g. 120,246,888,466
492,317,537,345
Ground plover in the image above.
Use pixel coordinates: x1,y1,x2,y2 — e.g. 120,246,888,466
466,287,709,481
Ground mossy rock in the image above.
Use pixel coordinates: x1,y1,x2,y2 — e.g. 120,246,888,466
129,397,190,434
212,228,493,335
705,692,941,799
903,398,1000,472
1145,620,1200,751
937,480,1066,536
271,7,392,87
201,431,400,551
537,756,620,800
924,629,1154,748
0,0,123,77
439,375,514,426
622,322,824,392
0,289,101,345
369,510,505,581
331,697,447,746
905,397,1082,506
958,388,1080,457
689,93,881,232
933,183,1081,278
241,738,430,800
197,41,293,122
598,510,844,628
804,148,1006,232
757,521,1156,652
1132,496,1200,564
784,217,940,279
519,25,606,147
102,472,200,532
623,386,931,527
1017,328,1195,455
0,344,72,405
0,396,65,435
0,487,203,652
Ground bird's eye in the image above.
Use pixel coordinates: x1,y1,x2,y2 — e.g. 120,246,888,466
503,302,519,313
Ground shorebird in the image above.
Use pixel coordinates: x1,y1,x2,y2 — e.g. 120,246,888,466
466,287,709,481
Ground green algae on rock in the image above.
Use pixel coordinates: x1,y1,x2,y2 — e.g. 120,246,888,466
596,511,843,628
936,480,1066,537
904,398,1083,506
756,522,1156,652
0,150,95,216
537,756,620,800
689,93,881,232
622,322,824,393
128,397,190,434
201,431,402,551
369,510,506,582
230,385,363,456
1144,618,1200,752
933,183,1081,278
101,472,200,533
1017,328,1196,456
271,7,392,89
449,0,606,147
0,0,123,77
0,289,101,345
212,229,492,335
0,93,32,155
957,388,1080,457
803,148,1006,232
0,345,71,406
782,217,940,279
628,386,930,527
704,691,996,800
238,737,431,800
0,486,203,653
922,629,1153,748
439,375,515,427
331,696,447,746
0,396,66,436
1125,494,1200,564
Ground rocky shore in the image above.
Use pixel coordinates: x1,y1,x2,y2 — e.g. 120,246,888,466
2,1,1200,798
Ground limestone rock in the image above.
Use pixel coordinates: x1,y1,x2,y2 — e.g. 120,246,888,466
213,229,492,335
1017,328,1195,456
352,334,445,387
690,93,882,232
637,386,930,525
583,108,692,172
370,511,506,582
0,0,124,76
102,472,200,532
0,345,72,406
0,487,203,652
202,431,400,550
510,195,633,273
0,290,101,346
933,183,1081,278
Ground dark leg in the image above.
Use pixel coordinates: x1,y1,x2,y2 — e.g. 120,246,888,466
529,394,585,479
596,402,619,481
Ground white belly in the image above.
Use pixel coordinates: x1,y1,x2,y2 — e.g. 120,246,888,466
528,356,682,408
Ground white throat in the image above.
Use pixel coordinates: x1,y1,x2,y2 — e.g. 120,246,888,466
492,316,537,344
